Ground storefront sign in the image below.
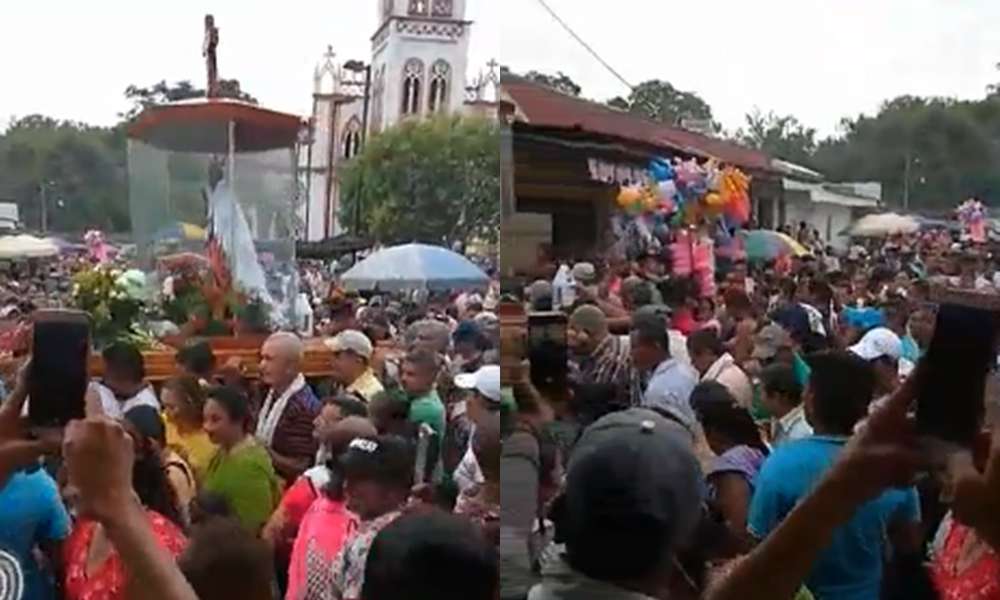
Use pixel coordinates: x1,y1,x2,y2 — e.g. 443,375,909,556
587,158,648,186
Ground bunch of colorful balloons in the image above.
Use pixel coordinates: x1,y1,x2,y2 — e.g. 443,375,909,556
615,157,752,228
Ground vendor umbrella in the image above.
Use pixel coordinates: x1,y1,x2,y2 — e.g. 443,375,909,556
341,243,489,292
739,230,811,262
153,222,208,243
0,235,59,259
848,213,920,238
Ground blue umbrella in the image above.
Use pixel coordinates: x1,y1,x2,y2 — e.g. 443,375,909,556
341,243,489,292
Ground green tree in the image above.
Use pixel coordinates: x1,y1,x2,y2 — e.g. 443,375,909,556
738,108,818,166
121,79,257,120
608,79,715,127
0,116,128,232
340,115,500,245
522,70,582,97
813,96,1000,210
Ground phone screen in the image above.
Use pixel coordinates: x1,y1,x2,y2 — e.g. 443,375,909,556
527,312,568,390
916,302,1000,448
28,310,91,427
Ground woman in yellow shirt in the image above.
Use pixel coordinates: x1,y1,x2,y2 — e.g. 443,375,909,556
161,375,217,481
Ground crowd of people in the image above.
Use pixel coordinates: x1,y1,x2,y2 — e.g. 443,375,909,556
0,271,503,600
501,233,1000,600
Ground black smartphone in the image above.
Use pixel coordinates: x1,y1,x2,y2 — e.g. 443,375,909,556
28,310,91,427
916,300,1000,448
527,311,567,390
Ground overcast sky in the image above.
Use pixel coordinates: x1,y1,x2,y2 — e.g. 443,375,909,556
0,0,501,128
2,0,1000,137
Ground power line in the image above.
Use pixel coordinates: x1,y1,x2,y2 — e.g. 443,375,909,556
533,0,635,93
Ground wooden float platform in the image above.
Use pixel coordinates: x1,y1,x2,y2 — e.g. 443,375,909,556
88,336,335,381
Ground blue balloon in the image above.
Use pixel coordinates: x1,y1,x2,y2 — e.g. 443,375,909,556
649,158,674,182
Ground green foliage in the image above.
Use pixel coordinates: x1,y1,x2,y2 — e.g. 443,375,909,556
0,80,257,233
339,115,500,245
609,80,716,127
121,79,257,120
737,109,818,166
813,96,1000,210
0,116,129,232
522,71,582,97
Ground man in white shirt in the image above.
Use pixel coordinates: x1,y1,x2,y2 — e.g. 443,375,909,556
91,342,159,419
687,328,754,409
760,363,812,446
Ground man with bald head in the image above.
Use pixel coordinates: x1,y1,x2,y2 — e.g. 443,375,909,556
257,332,322,480
568,304,635,411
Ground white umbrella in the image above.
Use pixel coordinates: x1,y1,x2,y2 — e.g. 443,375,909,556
341,243,489,292
849,213,920,238
0,235,59,259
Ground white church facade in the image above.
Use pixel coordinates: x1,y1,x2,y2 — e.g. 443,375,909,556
300,0,499,241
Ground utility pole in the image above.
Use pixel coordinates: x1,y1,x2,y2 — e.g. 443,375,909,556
39,182,48,233
902,148,911,212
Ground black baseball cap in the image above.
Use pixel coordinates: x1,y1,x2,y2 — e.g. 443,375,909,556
561,409,703,580
339,435,415,489
362,511,497,600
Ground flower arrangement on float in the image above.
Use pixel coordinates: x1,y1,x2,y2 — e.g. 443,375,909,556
612,157,752,297
71,265,157,349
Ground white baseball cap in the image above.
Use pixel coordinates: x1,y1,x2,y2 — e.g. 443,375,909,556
848,327,902,362
454,365,501,404
324,329,374,360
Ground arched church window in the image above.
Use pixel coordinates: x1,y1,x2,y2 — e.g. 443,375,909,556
342,118,362,159
408,0,429,15
401,59,424,116
431,0,453,17
370,66,386,133
428,60,451,113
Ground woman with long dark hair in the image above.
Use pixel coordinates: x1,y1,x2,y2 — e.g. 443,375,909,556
62,409,188,600
691,381,770,553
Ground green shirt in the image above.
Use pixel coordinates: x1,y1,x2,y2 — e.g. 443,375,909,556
203,438,281,533
408,390,446,439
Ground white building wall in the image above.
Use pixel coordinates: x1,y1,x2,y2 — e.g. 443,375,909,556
784,198,855,250
304,0,479,241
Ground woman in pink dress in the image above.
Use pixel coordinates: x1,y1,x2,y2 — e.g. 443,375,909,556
285,417,374,600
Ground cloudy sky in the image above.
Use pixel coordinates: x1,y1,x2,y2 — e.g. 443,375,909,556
0,0,501,128
2,0,1000,137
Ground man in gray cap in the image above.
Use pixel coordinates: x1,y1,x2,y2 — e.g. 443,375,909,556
326,329,384,403
527,280,554,312
527,409,703,600
568,305,634,411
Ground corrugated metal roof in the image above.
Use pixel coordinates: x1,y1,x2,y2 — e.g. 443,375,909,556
501,75,777,174
783,178,880,208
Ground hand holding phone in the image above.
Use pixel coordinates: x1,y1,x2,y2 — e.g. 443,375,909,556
917,293,1000,449
28,310,91,428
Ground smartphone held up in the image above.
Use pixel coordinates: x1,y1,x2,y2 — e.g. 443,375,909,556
916,285,1000,450
27,310,91,428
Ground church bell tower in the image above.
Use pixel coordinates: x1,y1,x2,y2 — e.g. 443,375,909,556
369,0,472,133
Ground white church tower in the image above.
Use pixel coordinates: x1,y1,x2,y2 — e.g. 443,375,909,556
301,0,478,241
370,0,472,133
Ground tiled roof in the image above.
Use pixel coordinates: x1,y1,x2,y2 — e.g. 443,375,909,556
501,75,776,174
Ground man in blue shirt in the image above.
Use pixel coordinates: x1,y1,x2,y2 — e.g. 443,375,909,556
0,468,71,600
630,309,698,434
748,350,922,600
